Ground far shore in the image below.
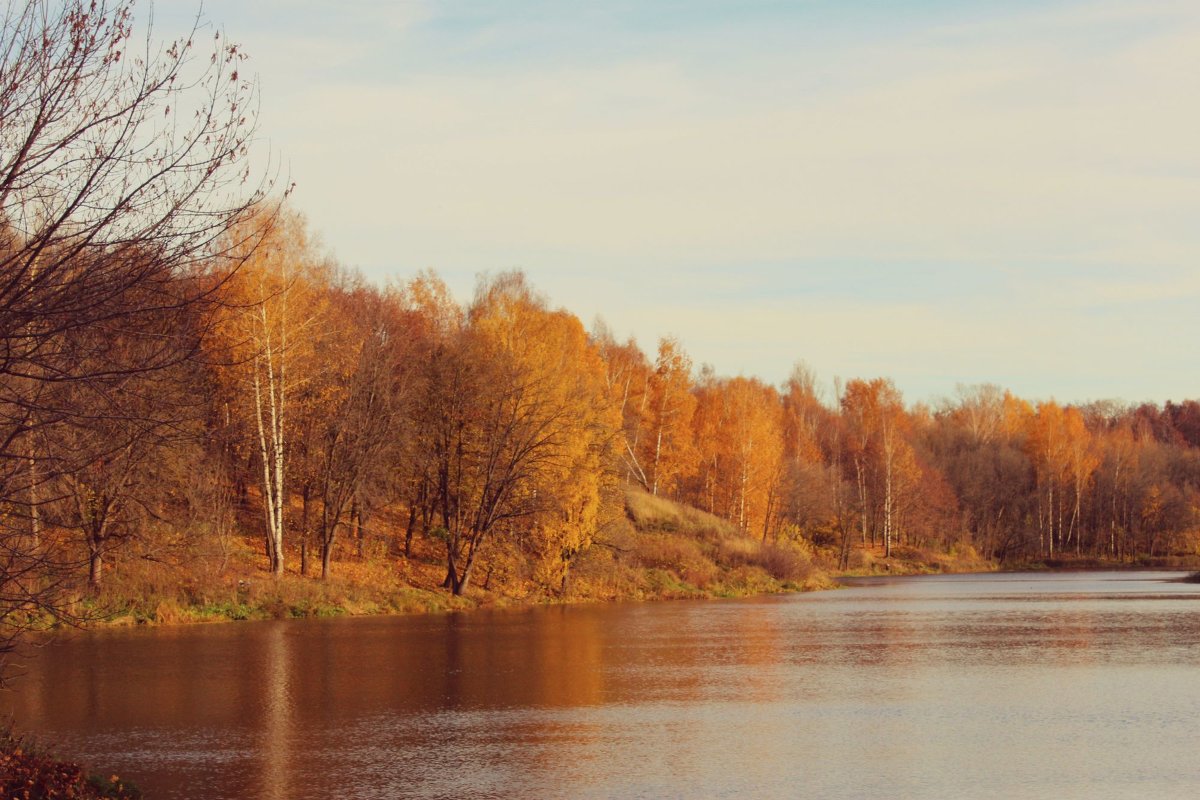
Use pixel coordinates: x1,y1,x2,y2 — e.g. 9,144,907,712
56,551,1197,637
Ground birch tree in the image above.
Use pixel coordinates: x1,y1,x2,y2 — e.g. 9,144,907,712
593,324,653,490
214,209,325,575
640,337,697,499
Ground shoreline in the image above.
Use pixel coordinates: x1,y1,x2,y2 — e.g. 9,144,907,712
75,552,1200,635
74,568,837,633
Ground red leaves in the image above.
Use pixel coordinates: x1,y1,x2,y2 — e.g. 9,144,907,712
0,733,141,799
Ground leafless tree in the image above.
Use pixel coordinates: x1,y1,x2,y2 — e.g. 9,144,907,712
0,0,271,679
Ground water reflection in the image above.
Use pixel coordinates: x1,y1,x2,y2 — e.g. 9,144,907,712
261,622,291,800
4,572,1200,799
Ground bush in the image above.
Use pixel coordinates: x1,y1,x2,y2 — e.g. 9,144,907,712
715,535,758,567
754,542,814,583
1,728,141,799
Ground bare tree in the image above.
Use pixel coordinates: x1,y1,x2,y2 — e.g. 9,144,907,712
0,0,270,677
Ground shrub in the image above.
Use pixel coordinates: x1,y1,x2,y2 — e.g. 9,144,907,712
1,728,141,799
754,542,813,583
715,535,758,567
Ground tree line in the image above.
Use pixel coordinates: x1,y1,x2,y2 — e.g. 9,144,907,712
3,1,1199,675
598,338,1200,568
11,196,1199,606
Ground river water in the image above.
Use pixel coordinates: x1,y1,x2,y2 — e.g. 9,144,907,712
4,571,1200,799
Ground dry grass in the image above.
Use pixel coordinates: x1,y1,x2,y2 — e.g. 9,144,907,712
68,484,836,631
840,541,995,576
2,727,140,798
625,489,741,541
613,487,832,596
87,530,473,627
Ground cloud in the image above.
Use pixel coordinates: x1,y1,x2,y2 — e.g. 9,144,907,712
272,1,1199,267
186,0,1200,402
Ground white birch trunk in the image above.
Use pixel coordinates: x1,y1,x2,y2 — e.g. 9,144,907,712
252,276,287,576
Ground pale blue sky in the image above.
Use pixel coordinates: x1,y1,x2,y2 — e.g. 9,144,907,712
159,0,1200,405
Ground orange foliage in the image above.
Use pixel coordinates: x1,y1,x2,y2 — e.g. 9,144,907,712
639,337,698,499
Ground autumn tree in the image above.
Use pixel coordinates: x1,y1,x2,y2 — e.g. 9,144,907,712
312,282,410,578
840,378,912,558
394,271,465,559
876,384,915,558
689,376,785,537
1027,402,1070,557
211,208,326,575
592,324,653,489
1094,423,1139,558
690,366,723,515
824,389,857,569
1062,408,1099,555
640,338,697,498
0,0,267,672
771,365,828,537
922,387,1034,561
432,273,618,596
43,292,203,589
781,364,826,468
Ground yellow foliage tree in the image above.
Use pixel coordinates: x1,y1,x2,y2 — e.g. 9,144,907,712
593,325,654,489
209,205,331,575
640,337,697,499
691,375,785,538
437,272,619,595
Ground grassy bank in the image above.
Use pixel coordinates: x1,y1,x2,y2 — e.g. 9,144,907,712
67,487,834,630
836,542,996,577
580,488,837,599
73,487,1200,632
1003,554,1200,572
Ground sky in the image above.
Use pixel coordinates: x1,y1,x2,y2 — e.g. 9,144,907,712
155,0,1200,406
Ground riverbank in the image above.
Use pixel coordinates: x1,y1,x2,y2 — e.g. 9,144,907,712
67,488,836,631
14,569,1200,799
1005,554,1200,572
836,542,997,577
56,487,1195,633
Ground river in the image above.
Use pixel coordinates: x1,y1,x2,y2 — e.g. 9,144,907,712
3,571,1200,799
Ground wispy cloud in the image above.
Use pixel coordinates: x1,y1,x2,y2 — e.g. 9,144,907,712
161,0,1200,402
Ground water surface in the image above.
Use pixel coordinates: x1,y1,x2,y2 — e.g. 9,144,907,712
4,571,1200,798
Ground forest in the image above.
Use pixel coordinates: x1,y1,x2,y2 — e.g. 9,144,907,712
3,0,1200,680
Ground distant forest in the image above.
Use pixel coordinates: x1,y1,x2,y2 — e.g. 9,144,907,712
4,1,1199,666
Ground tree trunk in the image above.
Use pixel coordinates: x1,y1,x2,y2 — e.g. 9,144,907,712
319,504,338,580
1047,484,1055,558
251,288,287,577
446,531,481,596
321,536,333,579
443,528,460,589
453,549,478,596
404,503,417,558
352,497,364,560
652,426,663,496
884,453,894,559
27,437,40,547
300,485,311,576
86,525,104,590
89,550,103,589
855,458,868,547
